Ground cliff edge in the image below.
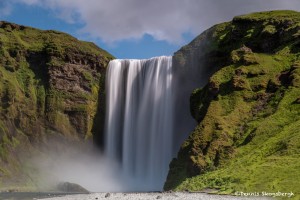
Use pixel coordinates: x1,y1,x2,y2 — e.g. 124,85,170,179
0,21,114,190
165,10,300,197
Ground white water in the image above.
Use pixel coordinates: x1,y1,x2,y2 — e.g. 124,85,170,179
104,56,174,191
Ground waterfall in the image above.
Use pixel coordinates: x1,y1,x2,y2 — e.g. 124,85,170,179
104,56,174,191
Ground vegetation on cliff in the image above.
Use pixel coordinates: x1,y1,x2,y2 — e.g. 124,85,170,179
0,21,114,190
165,10,300,198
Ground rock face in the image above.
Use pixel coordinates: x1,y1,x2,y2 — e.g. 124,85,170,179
0,21,113,189
56,182,89,193
165,10,300,196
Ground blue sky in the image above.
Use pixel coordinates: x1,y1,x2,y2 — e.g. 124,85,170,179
1,0,300,59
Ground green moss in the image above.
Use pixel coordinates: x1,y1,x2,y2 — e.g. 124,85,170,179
0,144,8,162
234,10,300,21
245,29,254,38
36,85,46,115
83,71,93,81
262,25,277,35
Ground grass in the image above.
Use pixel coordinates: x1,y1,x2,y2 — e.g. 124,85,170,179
234,10,300,22
169,65,300,198
175,87,300,194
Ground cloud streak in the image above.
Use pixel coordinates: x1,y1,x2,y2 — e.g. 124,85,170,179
6,0,300,44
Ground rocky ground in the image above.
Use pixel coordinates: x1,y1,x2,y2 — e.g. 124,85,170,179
36,192,271,200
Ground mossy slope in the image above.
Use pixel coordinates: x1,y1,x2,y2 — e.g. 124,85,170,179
165,10,300,198
0,21,114,190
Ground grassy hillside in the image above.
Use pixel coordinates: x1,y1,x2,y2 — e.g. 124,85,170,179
0,21,114,190
165,10,300,198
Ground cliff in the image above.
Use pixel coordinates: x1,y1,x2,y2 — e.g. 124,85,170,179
0,21,114,190
165,10,300,196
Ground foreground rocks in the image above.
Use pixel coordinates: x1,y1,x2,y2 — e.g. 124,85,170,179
56,182,89,194
36,192,272,200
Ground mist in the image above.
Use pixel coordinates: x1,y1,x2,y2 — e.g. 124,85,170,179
26,141,126,192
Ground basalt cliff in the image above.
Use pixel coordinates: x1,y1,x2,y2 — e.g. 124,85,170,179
0,21,113,190
165,10,300,197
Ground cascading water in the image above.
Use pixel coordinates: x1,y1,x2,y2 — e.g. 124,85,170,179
104,56,175,191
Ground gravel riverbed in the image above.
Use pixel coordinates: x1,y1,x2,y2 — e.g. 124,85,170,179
37,192,272,200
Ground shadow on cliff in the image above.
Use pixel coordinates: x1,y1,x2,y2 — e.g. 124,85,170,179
91,73,106,151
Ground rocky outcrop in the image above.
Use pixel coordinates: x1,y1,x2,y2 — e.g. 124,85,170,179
56,182,89,193
165,10,300,196
0,21,114,189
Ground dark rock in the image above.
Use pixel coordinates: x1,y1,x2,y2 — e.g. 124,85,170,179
279,70,292,87
105,193,110,198
232,76,249,90
56,182,89,193
208,80,219,96
266,79,280,93
294,97,300,104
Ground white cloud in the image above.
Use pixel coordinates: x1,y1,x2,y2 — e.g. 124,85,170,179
0,1,13,16
9,0,300,44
